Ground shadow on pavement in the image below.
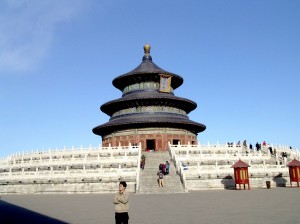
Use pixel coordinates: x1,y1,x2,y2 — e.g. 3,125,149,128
0,199,68,224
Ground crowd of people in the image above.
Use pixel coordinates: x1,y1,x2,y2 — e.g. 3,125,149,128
228,140,292,160
139,155,171,187
157,161,170,187
158,161,170,175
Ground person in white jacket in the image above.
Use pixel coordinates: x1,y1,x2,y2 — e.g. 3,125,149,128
113,181,129,224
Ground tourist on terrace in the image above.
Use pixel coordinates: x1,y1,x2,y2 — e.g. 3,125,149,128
268,145,273,155
256,142,260,151
114,181,129,224
243,140,247,149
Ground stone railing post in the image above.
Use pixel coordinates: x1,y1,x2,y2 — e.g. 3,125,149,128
135,143,142,192
180,165,186,190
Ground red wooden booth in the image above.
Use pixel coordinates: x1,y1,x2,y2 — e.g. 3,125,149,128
231,159,250,190
287,159,300,188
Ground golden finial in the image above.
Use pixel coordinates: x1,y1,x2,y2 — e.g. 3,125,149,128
142,44,152,61
144,44,151,54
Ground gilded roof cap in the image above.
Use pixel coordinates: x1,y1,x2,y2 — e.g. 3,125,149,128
143,44,152,61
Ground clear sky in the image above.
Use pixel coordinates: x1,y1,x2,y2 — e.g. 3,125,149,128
0,0,299,158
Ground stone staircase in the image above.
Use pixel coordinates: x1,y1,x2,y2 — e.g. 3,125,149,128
137,151,185,194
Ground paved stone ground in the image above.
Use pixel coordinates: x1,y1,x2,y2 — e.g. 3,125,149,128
0,188,300,224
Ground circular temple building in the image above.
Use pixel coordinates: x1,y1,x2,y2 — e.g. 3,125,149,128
92,45,206,151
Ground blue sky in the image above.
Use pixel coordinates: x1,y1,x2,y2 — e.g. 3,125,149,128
0,0,299,157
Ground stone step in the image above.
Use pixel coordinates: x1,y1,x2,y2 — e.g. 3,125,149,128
138,151,184,194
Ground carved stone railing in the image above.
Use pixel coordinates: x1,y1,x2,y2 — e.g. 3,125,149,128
0,144,141,187
169,142,298,189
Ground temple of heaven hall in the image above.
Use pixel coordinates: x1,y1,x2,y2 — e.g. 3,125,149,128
92,44,206,151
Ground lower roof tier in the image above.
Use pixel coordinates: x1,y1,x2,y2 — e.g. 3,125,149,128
92,114,206,137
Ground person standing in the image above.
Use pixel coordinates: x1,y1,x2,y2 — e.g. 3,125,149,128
158,171,164,187
140,154,146,170
114,181,129,224
159,163,163,172
162,163,166,175
243,140,247,149
256,142,260,151
165,161,170,175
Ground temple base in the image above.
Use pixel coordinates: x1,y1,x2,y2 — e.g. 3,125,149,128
102,127,198,151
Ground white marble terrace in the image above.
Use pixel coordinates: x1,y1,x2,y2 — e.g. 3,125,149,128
0,141,299,193
0,144,141,193
169,142,300,190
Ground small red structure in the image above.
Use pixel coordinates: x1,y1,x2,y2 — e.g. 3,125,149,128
287,158,300,188
231,159,250,190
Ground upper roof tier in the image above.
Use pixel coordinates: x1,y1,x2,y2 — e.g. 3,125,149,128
112,44,183,91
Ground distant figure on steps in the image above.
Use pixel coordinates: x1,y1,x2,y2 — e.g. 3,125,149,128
165,161,170,175
158,171,164,187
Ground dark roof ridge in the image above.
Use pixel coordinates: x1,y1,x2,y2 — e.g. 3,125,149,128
112,44,183,90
